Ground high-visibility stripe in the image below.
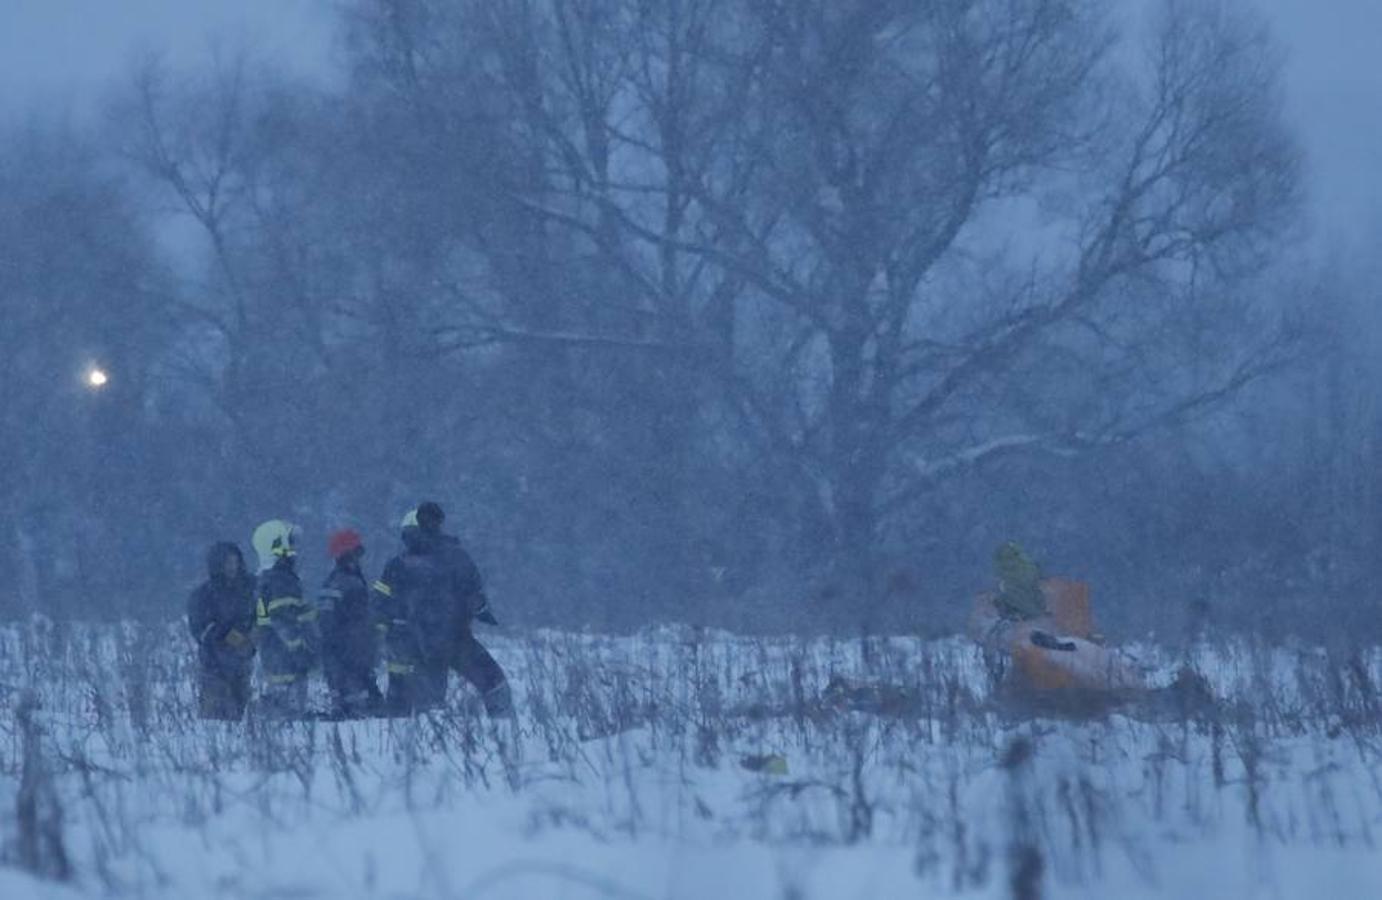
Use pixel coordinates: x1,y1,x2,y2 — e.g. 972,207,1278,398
266,596,309,613
386,662,415,675
282,637,306,650
318,588,343,599
372,581,393,597
297,609,319,623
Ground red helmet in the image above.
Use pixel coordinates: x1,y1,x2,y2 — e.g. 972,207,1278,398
327,528,363,560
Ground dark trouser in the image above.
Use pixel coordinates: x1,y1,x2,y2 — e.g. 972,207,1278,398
385,663,445,715
258,638,314,718
197,665,251,720
325,659,382,718
259,675,309,718
455,630,509,712
386,630,509,716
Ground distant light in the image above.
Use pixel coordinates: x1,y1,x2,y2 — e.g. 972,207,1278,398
86,368,109,389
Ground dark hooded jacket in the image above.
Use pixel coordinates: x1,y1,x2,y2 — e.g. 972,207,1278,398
372,526,487,665
188,542,257,673
318,557,378,681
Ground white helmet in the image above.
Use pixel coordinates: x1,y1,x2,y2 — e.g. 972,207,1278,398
401,508,419,530
252,519,301,572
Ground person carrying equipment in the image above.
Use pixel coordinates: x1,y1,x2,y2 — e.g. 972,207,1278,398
373,502,510,717
187,542,257,720
318,528,383,718
252,519,318,717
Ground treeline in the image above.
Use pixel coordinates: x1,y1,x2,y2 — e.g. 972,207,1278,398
2,0,1368,638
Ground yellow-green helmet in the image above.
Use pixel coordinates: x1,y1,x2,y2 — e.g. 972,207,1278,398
252,519,301,572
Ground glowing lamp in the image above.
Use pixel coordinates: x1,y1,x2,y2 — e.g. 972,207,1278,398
86,367,109,389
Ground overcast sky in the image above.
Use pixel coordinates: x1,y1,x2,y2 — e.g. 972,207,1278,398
0,0,1379,241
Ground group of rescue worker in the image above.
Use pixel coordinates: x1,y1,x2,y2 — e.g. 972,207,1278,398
187,501,511,721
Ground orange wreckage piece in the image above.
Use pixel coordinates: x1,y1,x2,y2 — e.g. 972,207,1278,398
969,578,1142,693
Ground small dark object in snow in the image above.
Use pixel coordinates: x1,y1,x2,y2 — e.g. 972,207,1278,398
1000,736,1035,770
740,753,788,775
822,675,919,715
1029,630,1077,652
1163,666,1216,714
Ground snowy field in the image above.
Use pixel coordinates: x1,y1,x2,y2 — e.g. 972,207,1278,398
1,620,1380,899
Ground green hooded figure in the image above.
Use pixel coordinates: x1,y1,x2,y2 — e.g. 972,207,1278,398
993,541,1045,620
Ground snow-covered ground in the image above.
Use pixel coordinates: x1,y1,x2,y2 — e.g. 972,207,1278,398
1,621,1379,899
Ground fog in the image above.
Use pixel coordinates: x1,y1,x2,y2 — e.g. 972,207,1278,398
7,0,1380,231
3,3,1382,898
1,0,1375,638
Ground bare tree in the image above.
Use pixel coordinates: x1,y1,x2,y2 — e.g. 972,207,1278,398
337,0,1301,613
522,0,1302,599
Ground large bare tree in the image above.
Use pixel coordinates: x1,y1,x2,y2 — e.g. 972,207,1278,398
474,0,1300,594
334,0,1300,605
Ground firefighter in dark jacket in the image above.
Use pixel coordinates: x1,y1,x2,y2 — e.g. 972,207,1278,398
318,528,383,718
251,519,318,717
187,542,257,720
372,502,510,716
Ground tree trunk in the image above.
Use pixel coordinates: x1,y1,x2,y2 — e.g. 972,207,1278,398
826,319,884,614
